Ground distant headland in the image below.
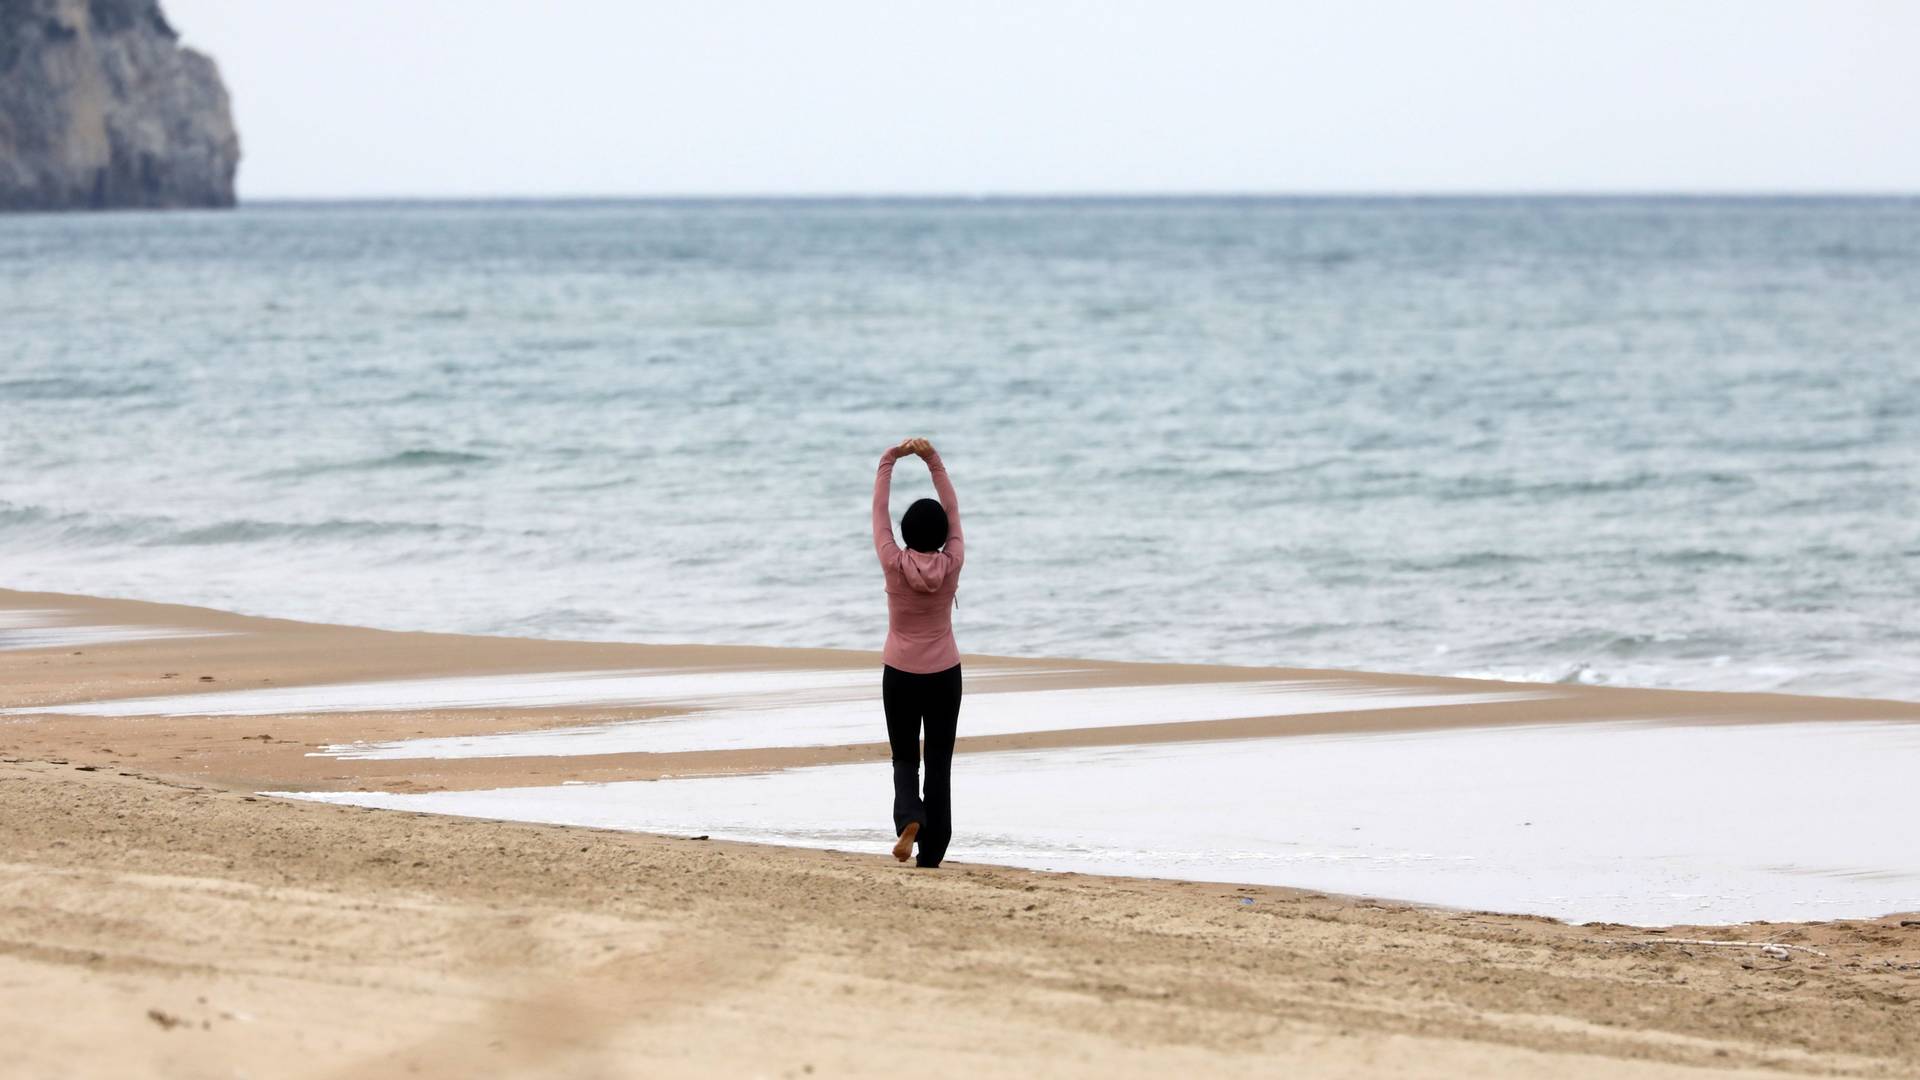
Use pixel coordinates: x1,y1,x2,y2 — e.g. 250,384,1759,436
0,0,238,211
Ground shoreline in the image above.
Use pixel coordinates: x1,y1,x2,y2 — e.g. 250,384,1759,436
5,586,1920,1076
9,587,1916,801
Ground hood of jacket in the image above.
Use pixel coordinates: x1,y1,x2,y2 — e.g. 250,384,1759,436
897,548,949,593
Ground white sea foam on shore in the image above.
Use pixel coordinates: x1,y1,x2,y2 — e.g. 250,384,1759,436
311,679,1545,759
0,609,226,651
9,664,1546,755
15,666,885,717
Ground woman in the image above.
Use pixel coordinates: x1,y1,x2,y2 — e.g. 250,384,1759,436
872,436,964,867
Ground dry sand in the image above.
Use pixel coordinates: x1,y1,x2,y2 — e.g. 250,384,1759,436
3,587,1918,1078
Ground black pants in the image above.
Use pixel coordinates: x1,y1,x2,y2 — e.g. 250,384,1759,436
882,663,962,868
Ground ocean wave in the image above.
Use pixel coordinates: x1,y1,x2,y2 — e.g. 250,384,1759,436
1429,470,1757,504
146,518,455,546
1433,473,1648,501
1650,549,1753,566
1771,460,1880,476
357,449,493,469
1813,242,1912,262
0,502,150,544
1389,552,1542,572
1447,664,1612,687
1691,434,1879,455
0,377,157,401
1523,629,1749,663
0,506,431,551
1080,301,1154,322
1553,663,1609,685
257,449,495,479
544,476,639,494
515,337,601,353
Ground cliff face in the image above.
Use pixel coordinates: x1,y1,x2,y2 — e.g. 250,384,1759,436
0,0,238,210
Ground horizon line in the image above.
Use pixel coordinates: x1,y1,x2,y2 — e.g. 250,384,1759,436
232,190,1920,205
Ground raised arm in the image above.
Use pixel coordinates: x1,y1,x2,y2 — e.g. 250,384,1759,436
873,445,902,565
923,447,963,567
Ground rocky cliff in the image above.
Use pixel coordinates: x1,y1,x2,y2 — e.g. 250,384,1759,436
0,0,238,210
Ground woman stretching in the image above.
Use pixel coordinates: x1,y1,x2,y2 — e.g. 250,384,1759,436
872,437,964,868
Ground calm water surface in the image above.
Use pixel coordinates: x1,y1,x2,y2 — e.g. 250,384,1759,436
3,198,1916,698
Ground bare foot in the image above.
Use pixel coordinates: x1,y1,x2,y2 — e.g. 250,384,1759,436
892,822,919,863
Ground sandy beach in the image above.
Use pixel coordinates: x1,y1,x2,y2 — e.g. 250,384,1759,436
4,586,1919,1078
9,5,1917,1077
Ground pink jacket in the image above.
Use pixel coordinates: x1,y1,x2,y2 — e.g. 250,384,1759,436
873,447,964,673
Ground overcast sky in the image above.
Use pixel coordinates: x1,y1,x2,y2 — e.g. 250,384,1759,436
162,0,1919,199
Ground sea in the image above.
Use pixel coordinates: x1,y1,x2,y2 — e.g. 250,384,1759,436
3,198,1916,701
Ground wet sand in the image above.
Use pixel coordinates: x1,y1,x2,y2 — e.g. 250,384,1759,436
286,722,1920,926
4,587,1919,1077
